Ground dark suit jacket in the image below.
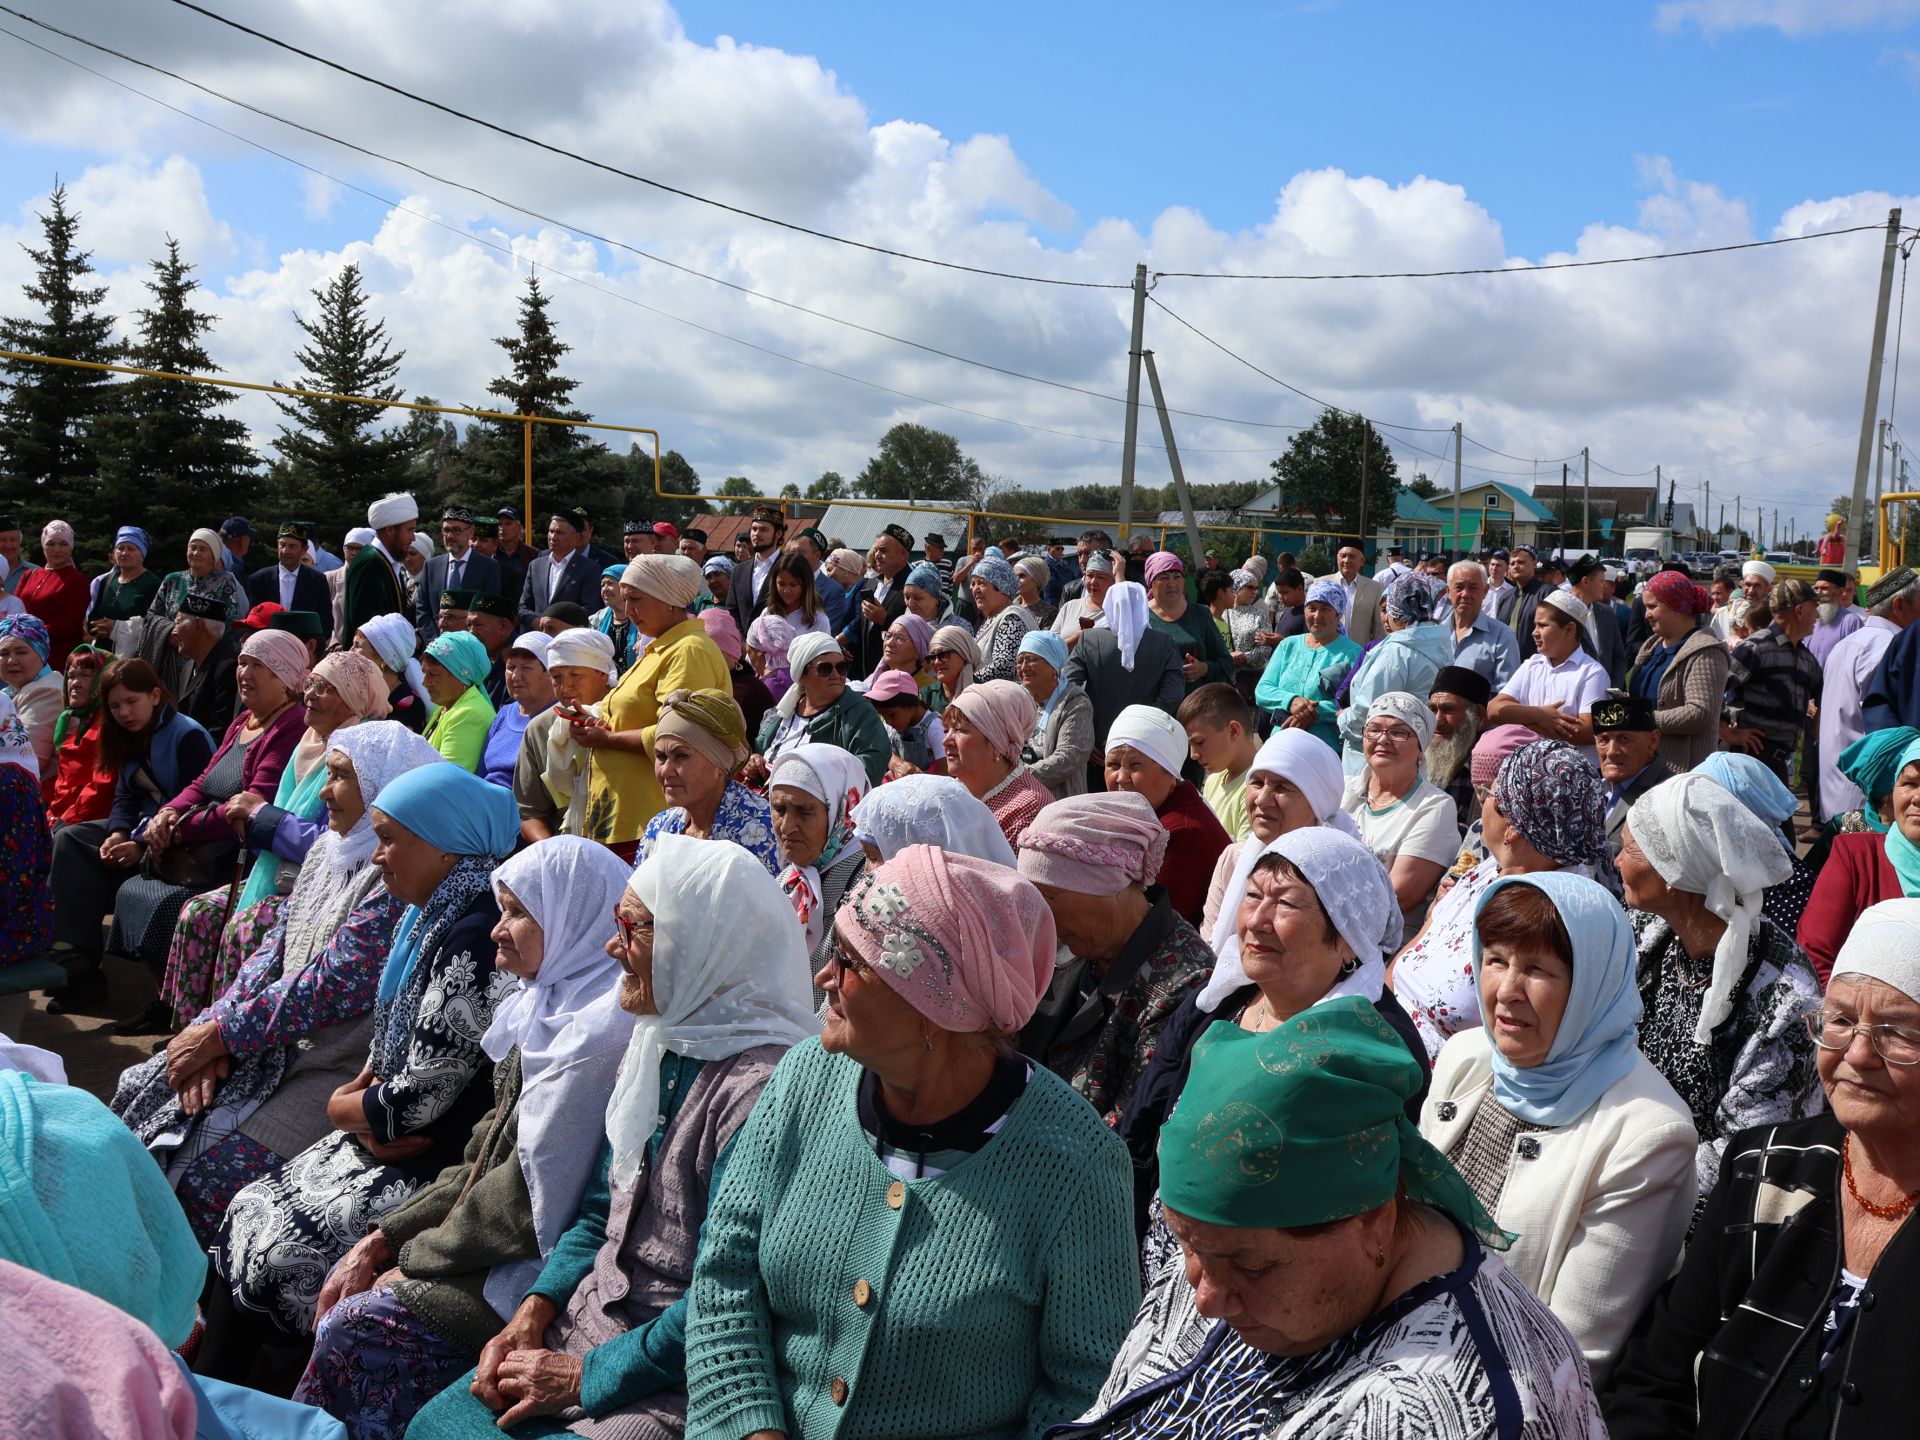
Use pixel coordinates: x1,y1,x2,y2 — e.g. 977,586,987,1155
1604,755,1671,857
517,544,619,621
166,628,243,734
1064,625,1186,752
415,549,503,643
341,543,411,647
493,542,537,608
246,563,332,622
839,570,909,675
727,550,781,640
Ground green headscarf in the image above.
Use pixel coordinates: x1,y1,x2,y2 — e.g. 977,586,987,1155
1839,726,1920,833
1159,998,1510,1248
49,643,113,750
1883,736,1920,897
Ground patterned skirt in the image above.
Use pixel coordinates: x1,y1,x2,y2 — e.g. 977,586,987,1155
158,891,282,1026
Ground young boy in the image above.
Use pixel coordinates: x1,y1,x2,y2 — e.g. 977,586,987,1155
1179,682,1259,840
867,668,945,778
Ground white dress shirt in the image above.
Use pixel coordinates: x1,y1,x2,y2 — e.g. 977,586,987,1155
1818,614,1900,819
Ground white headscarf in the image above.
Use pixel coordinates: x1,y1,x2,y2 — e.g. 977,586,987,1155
359,611,429,709
606,835,819,1187
1106,704,1187,778
1831,899,1920,1003
850,774,1017,867
1245,729,1360,839
769,743,871,955
1199,825,1404,1012
1099,581,1149,671
1626,772,1794,1043
481,837,636,1314
776,633,846,719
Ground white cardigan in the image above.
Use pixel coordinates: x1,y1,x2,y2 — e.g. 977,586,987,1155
1418,1028,1698,1386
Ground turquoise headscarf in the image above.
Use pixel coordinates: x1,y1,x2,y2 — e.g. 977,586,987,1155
425,629,491,687
372,761,519,1006
0,1074,204,1347
1472,872,1642,1128
1839,726,1920,832
1017,629,1071,726
1884,736,1920,898
1693,752,1797,854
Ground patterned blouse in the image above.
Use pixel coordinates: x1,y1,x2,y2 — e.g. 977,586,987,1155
633,779,780,876
1630,909,1824,1197
205,891,407,1055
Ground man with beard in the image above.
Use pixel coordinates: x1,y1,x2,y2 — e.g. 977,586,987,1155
1426,664,1490,831
726,503,786,637
1592,695,1669,857
1807,567,1865,668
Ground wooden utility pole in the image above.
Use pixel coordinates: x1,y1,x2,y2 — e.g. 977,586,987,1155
1357,418,1370,559
1117,263,1148,542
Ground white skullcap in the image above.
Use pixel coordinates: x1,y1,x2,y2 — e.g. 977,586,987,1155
1106,704,1188,778
545,626,618,681
368,493,418,528
1742,560,1777,583
410,532,434,561
345,526,376,547
1541,588,1591,626
620,555,701,611
1831,898,1920,1006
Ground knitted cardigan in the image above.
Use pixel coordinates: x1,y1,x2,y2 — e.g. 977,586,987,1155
683,1037,1139,1440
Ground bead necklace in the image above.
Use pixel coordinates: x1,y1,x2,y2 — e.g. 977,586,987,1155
1843,1135,1920,1221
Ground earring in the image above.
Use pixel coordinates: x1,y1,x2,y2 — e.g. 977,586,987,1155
1374,1249,1387,1270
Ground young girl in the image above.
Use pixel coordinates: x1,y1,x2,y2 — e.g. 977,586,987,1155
746,612,797,703
764,552,831,636
867,668,946,777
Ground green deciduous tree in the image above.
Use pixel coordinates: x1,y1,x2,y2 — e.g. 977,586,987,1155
0,183,118,524
717,475,763,514
1265,412,1400,545
856,423,985,504
807,470,847,502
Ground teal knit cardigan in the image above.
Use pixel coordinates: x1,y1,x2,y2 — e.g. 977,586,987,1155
684,1037,1139,1440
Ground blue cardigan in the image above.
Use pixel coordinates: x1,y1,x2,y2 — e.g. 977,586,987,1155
105,707,214,834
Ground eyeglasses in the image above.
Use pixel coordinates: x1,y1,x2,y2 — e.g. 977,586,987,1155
1806,1007,1920,1065
1363,723,1416,746
612,908,653,951
811,660,851,678
826,932,870,982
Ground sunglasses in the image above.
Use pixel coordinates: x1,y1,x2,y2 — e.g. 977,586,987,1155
811,660,851,678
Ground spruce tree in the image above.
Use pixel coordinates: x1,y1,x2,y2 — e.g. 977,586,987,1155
272,263,410,538
0,182,118,524
95,238,257,553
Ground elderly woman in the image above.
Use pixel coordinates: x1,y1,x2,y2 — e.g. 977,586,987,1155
1801,732,1920,984
110,722,442,1245
16,518,88,668
1063,1000,1605,1437
531,627,619,842
748,632,891,786
941,676,1056,849
1340,690,1461,932
1627,567,1726,773
770,742,872,980
1254,577,1360,749
1393,738,1615,1059
634,688,777,874
1103,703,1230,926
861,610,935,693
849,772,1017,867
1619,772,1823,1195
154,649,389,1029
480,632,554,790
966,553,1031,681
744,612,796,701
590,562,638,672
1015,628,1093,799
1143,550,1232,693
144,525,247,643
1222,566,1273,692
1198,727,1358,936
1013,552,1055,629
1818,724,1920,850
1420,873,1697,1384
901,559,957,631
922,621,977,714
0,613,60,782
1335,572,1454,774
85,524,162,640
1051,548,1113,639
422,630,498,772
1607,900,1920,1436
1017,792,1215,1124
44,642,115,825
353,610,433,733
203,763,519,1372
1488,589,1610,756
402,835,817,1440
682,845,1138,1438
106,628,309,1035
579,556,730,860
1693,751,1815,932
296,838,635,1440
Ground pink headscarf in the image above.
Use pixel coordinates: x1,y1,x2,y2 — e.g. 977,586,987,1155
837,845,1056,1034
1142,550,1184,587
943,679,1035,763
701,608,744,665
312,650,390,720
1471,722,1536,787
1016,791,1168,895
239,627,311,696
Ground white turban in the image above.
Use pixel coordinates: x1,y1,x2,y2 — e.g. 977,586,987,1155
367,492,419,528
345,526,376,547
1626,773,1793,1043
545,626,618,681
621,555,701,611
1832,899,1920,1005
1742,560,1777,583
410,532,435,561
1106,704,1187,778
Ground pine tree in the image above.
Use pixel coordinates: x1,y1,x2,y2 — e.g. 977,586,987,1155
272,263,410,538
0,182,118,523
94,238,257,553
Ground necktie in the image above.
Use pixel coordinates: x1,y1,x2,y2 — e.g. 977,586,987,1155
450,558,464,589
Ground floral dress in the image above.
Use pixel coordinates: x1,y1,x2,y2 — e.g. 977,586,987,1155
0,763,52,968
632,780,779,877
1391,858,1502,1061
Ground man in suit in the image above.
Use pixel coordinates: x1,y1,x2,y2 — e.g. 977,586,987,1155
1594,696,1670,858
341,493,417,647
727,504,788,639
838,523,913,674
247,521,333,625
518,506,618,621
414,504,502,644
1321,544,1385,648
1496,544,1550,656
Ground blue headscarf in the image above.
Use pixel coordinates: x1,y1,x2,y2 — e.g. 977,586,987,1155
425,629,491,688
371,762,519,1006
1305,577,1346,613
971,554,1018,598
905,561,943,595
113,525,150,557
1839,726,1920,832
1017,629,1071,725
1472,872,1641,1128
1693,752,1797,854
1884,735,1920,899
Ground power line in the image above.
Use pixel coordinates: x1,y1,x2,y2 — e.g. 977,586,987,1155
155,0,1126,291
0,5,1319,439
0,22,1280,459
1153,225,1888,281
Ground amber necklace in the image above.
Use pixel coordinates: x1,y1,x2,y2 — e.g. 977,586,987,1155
1843,1135,1920,1221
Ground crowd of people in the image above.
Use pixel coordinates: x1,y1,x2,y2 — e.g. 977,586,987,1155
2,495,1918,1439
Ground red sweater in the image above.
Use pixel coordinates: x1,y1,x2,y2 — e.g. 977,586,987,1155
16,563,89,670
1155,780,1231,928
45,712,114,824
1797,831,1900,984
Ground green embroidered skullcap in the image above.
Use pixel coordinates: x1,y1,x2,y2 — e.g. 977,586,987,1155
1159,998,1509,1246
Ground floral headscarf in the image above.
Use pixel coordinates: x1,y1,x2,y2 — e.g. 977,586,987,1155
1492,740,1612,874
1383,572,1439,625
770,743,872,955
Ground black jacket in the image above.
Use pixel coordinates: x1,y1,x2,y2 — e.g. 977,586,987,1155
839,570,908,675
413,549,504,644
245,562,332,623
726,549,780,641
1606,1113,1920,1440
